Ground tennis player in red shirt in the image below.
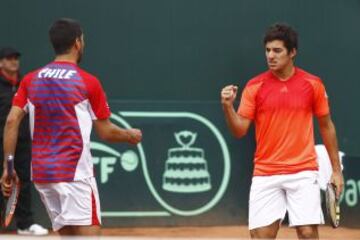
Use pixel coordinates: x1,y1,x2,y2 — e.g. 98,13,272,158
221,23,343,239
1,18,142,236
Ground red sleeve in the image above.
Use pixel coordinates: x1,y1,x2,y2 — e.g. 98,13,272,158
83,74,111,120
237,81,262,120
311,79,330,117
12,74,31,111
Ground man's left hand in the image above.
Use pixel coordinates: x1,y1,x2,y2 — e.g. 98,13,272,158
330,170,344,199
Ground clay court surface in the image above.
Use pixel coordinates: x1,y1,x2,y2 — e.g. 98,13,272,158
104,226,360,239
1,226,360,239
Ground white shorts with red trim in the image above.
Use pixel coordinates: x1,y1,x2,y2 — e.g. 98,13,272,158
248,170,324,230
35,177,101,231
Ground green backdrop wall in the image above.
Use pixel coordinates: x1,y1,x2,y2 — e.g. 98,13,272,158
1,0,359,228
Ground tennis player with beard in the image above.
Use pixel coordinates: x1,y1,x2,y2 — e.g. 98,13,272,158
1,18,142,236
221,23,343,239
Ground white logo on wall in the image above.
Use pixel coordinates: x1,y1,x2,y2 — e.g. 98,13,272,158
92,142,139,183
91,111,231,217
163,130,211,193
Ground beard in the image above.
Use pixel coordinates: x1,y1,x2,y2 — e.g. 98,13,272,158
76,51,83,64
77,49,83,64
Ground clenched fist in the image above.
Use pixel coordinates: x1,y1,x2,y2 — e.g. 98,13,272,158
221,85,238,106
126,128,142,144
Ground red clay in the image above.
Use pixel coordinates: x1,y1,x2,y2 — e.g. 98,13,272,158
102,226,360,239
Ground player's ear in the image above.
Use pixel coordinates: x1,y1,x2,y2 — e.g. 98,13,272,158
74,37,82,51
289,48,297,59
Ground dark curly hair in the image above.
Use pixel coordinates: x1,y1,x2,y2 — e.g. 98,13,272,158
263,23,298,53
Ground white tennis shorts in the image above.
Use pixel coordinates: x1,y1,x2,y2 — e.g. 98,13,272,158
35,177,101,231
249,170,324,230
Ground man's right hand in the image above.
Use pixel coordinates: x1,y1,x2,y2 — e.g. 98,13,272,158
0,169,18,197
221,85,238,106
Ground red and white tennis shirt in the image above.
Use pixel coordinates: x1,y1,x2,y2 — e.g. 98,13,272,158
13,61,111,183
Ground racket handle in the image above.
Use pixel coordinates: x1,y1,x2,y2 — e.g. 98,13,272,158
7,155,14,178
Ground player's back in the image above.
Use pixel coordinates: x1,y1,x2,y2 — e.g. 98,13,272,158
22,61,99,183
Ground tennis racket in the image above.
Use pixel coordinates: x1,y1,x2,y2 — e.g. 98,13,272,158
1,156,21,228
325,183,340,228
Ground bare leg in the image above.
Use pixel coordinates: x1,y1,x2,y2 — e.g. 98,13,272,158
296,225,319,239
250,219,281,239
74,225,100,236
58,226,74,236
58,225,100,236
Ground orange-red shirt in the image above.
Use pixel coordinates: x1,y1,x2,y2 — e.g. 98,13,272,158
238,68,330,176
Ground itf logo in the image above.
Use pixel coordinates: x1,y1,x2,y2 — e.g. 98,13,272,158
92,142,139,183
91,111,230,217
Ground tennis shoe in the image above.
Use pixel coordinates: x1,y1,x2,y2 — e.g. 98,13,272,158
17,223,49,236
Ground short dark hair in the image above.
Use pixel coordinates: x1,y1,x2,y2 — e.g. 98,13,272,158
49,18,83,55
263,23,298,53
